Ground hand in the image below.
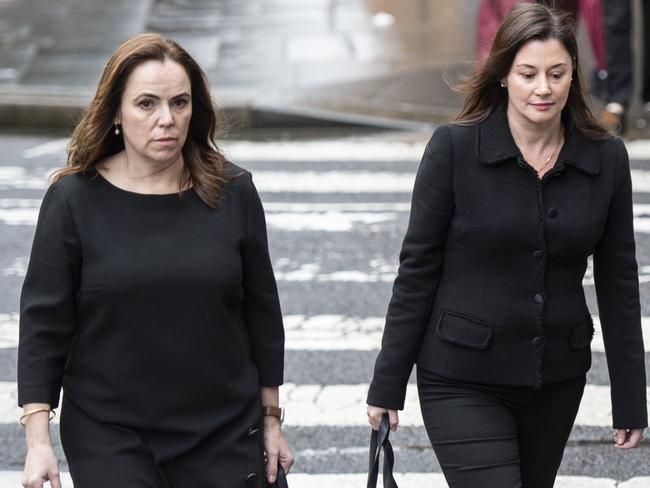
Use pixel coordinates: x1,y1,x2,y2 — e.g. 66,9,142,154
263,416,294,484
22,442,61,488
613,428,644,449
367,404,399,432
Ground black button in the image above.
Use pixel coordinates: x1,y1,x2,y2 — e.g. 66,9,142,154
246,428,259,438
246,473,259,486
533,250,544,259
533,293,543,304
547,208,558,218
532,336,544,347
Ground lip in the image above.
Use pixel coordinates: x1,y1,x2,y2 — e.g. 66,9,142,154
530,102,554,111
153,137,177,145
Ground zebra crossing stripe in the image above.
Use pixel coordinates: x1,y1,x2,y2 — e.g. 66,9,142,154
1,314,649,352
0,471,645,487
7,167,650,193
0,382,647,427
19,136,650,164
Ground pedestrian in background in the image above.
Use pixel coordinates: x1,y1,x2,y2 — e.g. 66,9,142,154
18,33,292,488
599,0,650,134
367,3,646,487
476,0,607,99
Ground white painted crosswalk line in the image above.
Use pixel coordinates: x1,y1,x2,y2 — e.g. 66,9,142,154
2,313,650,352
0,382,646,427
6,166,650,194
19,135,650,164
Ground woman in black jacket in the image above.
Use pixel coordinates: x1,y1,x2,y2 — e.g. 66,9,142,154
367,3,647,487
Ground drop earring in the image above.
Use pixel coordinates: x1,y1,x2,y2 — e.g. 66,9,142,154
114,123,120,135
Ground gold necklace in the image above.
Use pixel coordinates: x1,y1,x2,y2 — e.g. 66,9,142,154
535,134,563,175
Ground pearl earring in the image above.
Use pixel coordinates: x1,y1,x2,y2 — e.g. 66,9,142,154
114,123,120,136
500,81,506,88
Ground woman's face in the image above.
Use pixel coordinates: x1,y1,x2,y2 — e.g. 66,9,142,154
116,59,192,167
502,38,573,128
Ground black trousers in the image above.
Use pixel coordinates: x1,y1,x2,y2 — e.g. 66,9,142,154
60,396,266,488
417,367,586,488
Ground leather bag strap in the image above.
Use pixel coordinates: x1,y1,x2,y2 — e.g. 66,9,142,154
366,414,399,488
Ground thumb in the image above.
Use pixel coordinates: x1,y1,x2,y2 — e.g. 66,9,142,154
388,410,399,432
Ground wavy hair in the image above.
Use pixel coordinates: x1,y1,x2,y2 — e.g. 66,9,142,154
54,33,230,207
453,2,608,140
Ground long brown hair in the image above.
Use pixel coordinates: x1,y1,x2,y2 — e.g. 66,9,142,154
453,2,608,140
55,33,230,207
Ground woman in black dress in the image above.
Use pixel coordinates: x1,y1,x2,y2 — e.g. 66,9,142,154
18,33,292,488
367,4,646,487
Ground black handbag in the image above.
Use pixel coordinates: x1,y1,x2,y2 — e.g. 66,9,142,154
267,466,289,488
366,414,399,488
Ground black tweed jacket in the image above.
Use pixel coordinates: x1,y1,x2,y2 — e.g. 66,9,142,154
368,106,648,429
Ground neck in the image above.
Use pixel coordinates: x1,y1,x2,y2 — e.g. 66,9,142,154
507,108,563,150
119,150,186,193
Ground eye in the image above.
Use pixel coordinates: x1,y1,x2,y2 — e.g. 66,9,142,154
521,73,535,80
138,99,154,109
550,72,565,81
172,98,190,108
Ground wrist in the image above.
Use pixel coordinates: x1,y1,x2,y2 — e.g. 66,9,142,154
263,415,282,431
262,406,284,424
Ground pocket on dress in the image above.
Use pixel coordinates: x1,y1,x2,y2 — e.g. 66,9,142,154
570,319,594,350
435,310,494,350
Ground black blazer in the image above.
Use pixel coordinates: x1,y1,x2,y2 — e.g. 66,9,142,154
368,106,648,429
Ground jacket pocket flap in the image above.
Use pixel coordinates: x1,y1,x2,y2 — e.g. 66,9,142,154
570,320,594,350
436,311,493,350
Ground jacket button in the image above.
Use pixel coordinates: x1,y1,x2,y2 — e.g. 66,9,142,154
532,336,544,347
246,427,259,438
547,208,558,218
246,473,259,486
533,250,544,259
533,293,543,304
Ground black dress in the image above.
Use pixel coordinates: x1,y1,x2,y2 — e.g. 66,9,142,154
18,163,284,486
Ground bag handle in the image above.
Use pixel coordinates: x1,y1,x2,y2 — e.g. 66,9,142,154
267,466,289,488
366,414,399,488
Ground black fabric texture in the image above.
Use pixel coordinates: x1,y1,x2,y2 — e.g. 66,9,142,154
368,106,648,429
18,162,285,439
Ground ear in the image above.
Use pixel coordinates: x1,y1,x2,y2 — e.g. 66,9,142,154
114,111,121,125
500,79,507,88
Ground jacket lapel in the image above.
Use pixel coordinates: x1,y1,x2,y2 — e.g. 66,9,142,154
475,104,602,176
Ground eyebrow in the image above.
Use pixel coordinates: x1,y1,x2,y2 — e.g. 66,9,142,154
515,63,569,69
134,91,191,100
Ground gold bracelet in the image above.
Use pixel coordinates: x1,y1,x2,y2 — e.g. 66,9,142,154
19,408,55,427
262,406,284,425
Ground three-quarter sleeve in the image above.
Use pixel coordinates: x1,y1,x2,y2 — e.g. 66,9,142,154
593,138,648,429
18,181,81,408
242,174,284,386
367,126,455,409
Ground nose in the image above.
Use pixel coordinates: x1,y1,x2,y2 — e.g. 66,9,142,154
157,105,174,127
535,76,551,96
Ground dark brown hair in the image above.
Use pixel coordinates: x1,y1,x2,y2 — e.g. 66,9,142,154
453,2,608,140
55,33,230,207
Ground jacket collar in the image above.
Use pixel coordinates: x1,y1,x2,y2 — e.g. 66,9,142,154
476,103,601,176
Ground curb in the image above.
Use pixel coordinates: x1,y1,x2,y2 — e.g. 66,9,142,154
0,86,438,133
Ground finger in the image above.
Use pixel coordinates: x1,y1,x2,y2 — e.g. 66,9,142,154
49,470,63,488
279,449,294,474
266,449,279,483
367,409,381,431
388,410,399,432
614,429,627,446
627,430,643,448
